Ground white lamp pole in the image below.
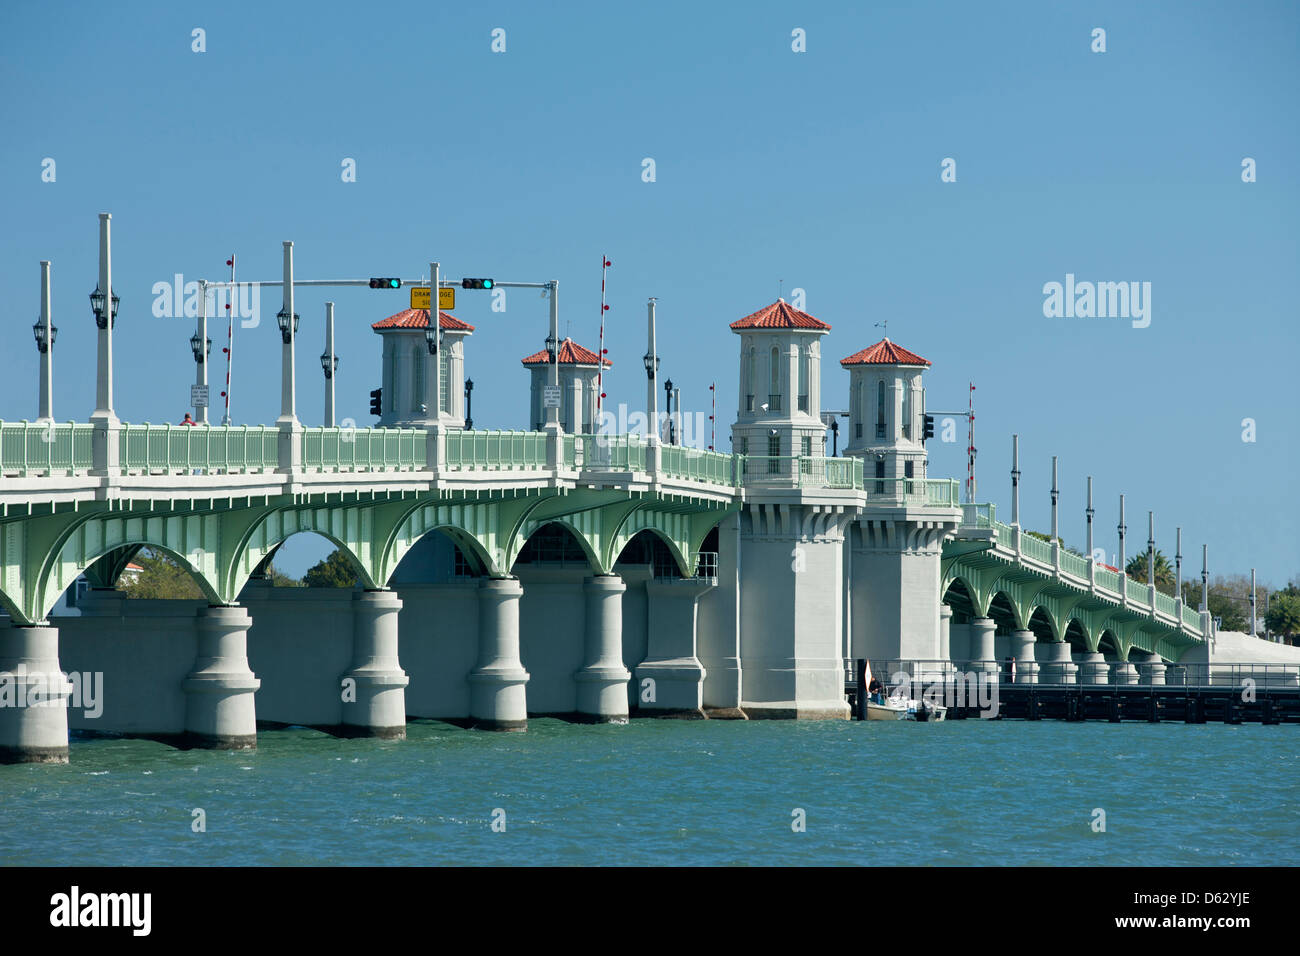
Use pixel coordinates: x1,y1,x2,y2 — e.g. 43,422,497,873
91,213,117,424
194,281,209,424
37,260,54,422
324,301,336,427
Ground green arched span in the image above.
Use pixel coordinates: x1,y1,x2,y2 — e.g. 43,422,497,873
230,505,380,600
33,513,224,621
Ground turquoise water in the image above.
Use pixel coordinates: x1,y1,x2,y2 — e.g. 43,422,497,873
2,719,1296,866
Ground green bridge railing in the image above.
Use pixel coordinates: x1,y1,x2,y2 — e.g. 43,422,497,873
445,430,547,470
302,426,425,472
119,424,279,474
0,420,94,476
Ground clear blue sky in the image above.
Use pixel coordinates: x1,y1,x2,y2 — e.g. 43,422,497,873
1,0,1296,584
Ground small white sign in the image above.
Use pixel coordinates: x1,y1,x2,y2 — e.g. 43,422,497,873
542,385,562,408
191,385,209,407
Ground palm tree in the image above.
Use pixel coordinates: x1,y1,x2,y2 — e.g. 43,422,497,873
1126,549,1176,595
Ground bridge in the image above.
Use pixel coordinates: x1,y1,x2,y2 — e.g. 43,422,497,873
0,215,1218,762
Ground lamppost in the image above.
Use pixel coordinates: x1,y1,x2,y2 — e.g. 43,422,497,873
89,213,120,429
830,418,839,457
34,260,56,423
464,378,474,430
644,298,659,444
664,378,675,445
320,302,337,427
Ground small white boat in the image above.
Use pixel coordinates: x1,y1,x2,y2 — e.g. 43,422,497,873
865,694,947,722
865,698,908,720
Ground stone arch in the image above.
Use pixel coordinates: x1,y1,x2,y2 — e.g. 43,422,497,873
612,527,687,577
35,512,225,621
380,496,523,582
1063,617,1092,654
230,506,378,601
511,520,603,574
1026,605,1056,642
987,590,1024,633
942,576,979,620
1097,630,1123,661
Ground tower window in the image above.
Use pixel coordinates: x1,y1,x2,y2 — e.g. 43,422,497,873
901,378,911,439
769,347,781,411
768,434,780,473
875,460,885,495
876,380,886,440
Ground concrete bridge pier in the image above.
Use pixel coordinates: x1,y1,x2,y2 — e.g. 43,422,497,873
183,605,261,749
635,579,712,718
1111,660,1140,685
1010,630,1039,684
342,590,410,738
969,617,998,675
575,574,631,722
1135,652,1166,685
1077,652,1110,684
0,624,73,764
469,577,530,731
1039,641,1078,684
938,605,952,662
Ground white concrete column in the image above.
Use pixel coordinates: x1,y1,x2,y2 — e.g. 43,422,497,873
0,624,73,764
575,574,630,722
1039,641,1078,684
37,260,54,422
183,605,261,749
938,604,952,662
1010,629,1039,684
342,590,409,738
1135,651,1166,686
1077,651,1110,684
1111,660,1139,685
470,578,530,730
969,617,997,674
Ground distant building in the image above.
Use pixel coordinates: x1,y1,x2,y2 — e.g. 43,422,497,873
371,309,474,428
521,337,611,434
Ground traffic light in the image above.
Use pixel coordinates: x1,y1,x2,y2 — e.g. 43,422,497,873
369,388,383,416
368,278,401,289
923,414,935,442
461,278,494,290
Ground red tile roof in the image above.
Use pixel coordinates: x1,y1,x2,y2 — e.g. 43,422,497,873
521,337,612,367
371,309,475,332
729,299,831,331
840,338,930,367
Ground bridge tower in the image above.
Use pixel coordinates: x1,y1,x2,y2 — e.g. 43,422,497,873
730,300,850,718
371,309,474,428
840,337,930,487
521,338,610,434
840,338,961,665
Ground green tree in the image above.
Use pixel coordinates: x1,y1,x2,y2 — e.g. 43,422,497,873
265,563,303,587
1024,530,1085,557
1125,549,1176,595
303,549,360,588
1265,591,1300,642
121,548,204,600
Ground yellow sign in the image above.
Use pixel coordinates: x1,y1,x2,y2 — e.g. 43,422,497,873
409,287,455,310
